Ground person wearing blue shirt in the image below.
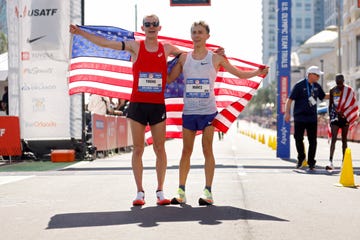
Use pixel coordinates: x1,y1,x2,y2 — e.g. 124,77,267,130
284,66,329,170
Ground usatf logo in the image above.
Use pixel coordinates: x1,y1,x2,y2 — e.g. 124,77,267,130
15,6,58,18
15,5,27,18
0,128,5,137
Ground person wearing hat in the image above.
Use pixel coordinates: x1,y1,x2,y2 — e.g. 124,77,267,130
284,66,329,170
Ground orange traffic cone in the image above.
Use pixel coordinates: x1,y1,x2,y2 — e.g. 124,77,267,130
335,148,358,188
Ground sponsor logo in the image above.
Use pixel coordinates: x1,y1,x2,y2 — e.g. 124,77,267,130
200,61,208,65
281,125,288,145
15,6,58,18
32,98,46,112
23,67,53,75
24,121,57,128
21,83,56,91
0,129,5,137
21,51,55,61
27,35,46,44
95,120,105,129
21,52,30,61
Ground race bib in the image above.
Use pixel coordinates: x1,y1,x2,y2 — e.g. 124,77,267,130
185,78,210,98
334,95,340,107
138,72,162,92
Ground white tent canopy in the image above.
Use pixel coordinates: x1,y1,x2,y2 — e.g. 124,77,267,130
0,52,8,81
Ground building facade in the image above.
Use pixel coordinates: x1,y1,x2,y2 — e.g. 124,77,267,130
342,0,360,103
262,0,325,65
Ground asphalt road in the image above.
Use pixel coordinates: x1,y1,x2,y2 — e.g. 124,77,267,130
1,120,359,240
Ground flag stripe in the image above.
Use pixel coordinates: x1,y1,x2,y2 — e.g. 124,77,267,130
337,85,359,129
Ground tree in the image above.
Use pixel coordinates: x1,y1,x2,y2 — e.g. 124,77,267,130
242,81,276,117
0,31,8,53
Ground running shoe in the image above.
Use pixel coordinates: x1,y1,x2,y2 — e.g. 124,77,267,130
156,190,171,205
132,191,145,206
308,165,316,171
325,161,334,171
296,159,304,169
170,188,186,204
198,189,214,206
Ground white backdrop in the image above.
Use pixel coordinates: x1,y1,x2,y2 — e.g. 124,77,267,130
6,0,75,140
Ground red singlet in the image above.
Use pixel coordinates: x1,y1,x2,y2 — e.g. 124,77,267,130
131,40,167,104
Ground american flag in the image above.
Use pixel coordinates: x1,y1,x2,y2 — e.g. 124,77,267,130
337,85,359,128
327,85,359,142
68,25,265,144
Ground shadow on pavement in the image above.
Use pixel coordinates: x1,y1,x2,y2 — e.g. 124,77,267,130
47,205,288,229
60,164,304,172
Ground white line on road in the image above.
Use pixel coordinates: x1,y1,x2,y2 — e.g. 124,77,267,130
0,176,34,186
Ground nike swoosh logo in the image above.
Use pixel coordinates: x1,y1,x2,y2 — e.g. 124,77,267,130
27,35,46,44
201,62,208,65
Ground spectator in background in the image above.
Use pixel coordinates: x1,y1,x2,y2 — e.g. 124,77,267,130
327,74,359,170
1,86,8,115
0,100,6,116
109,98,130,116
115,98,129,116
87,93,110,115
284,66,329,170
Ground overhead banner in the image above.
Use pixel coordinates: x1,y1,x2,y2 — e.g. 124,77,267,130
7,0,71,140
276,0,291,159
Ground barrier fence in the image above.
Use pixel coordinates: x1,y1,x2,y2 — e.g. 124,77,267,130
90,113,133,152
291,119,360,142
0,115,133,160
1,115,358,161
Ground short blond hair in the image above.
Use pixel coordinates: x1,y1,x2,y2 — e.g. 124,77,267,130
143,14,160,25
191,21,210,34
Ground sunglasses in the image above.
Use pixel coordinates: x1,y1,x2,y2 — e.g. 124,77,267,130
143,21,160,28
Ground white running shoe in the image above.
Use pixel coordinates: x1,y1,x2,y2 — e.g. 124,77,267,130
156,190,171,205
133,191,145,206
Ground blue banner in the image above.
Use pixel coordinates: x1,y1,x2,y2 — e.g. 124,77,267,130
276,0,291,159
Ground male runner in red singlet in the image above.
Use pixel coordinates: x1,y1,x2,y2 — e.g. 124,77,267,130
70,14,183,206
